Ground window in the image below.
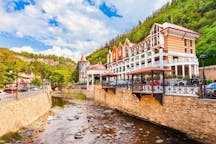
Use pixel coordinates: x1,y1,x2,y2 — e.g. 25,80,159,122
184,39,187,46
185,48,187,53
190,49,193,53
190,40,192,47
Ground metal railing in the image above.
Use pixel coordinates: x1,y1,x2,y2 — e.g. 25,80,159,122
127,83,199,96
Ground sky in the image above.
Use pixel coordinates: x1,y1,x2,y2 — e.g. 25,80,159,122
0,0,170,61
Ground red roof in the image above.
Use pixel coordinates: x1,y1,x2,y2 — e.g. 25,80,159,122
88,64,106,71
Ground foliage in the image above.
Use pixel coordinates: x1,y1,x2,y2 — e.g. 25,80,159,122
87,0,216,66
0,131,22,143
32,77,42,87
63,93,86,100
0,48,78,88
52,99,65,108
206,79,213,84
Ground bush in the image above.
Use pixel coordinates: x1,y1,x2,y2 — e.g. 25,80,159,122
205,79,212,84
0,131,22,143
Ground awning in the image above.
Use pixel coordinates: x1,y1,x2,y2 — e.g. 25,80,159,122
101,72,119,77
126,67,170,75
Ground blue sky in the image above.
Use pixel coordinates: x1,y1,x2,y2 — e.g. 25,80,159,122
0,0,170,61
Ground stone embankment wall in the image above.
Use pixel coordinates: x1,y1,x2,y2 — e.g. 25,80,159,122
0,91,52,137
62,89,94,99
199,65,216,81
94,85,216,144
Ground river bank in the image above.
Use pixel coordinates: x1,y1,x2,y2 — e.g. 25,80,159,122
3,99,203,144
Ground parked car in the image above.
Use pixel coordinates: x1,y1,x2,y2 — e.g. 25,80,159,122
30,85,39,91
174,80,186,86
20,86,29,92
3,88,16,94
187,78,201,86
205,83,216,97
0,90,6,95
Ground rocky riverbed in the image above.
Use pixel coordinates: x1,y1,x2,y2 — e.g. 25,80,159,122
10,99,203,144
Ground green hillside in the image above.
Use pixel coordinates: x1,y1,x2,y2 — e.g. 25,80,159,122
87,0,216,66
0,48,78,88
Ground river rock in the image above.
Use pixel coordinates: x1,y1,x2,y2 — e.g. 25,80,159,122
67,117,74,121
74,132,84,139
87,114,95,119
104,124,110,129
47,116,54,121
74,115,80,120
145,131,150,134
103,110,114,115
156,139,164,143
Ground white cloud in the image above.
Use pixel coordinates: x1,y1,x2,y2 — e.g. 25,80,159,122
0,0,170,61
11,46,81,62
11,46,36,53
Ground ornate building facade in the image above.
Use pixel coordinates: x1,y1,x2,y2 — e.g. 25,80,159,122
107,22,201,79
78,55,90,83
78,55,107,89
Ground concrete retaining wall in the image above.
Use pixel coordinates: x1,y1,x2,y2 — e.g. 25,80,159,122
94,85,216,144
0,91,52,137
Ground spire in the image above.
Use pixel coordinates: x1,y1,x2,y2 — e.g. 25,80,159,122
80,54,87,62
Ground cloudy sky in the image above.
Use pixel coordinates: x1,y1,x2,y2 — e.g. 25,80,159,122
0,0,170,61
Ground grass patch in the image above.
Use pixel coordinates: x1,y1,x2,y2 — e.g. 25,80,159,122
0,131,22,143
52,100,65,108
63,93,86,100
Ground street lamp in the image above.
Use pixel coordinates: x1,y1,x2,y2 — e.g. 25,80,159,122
199,54,206,98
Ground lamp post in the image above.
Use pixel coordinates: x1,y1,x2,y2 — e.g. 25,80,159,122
199,54,206,98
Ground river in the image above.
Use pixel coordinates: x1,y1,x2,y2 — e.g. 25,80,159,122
33,99,202,144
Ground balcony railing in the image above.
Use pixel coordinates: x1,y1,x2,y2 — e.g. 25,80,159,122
127,84,199,96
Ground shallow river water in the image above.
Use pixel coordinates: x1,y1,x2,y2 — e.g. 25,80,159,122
34,99,202,144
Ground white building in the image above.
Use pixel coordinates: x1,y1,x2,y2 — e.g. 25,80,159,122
107,22,201,79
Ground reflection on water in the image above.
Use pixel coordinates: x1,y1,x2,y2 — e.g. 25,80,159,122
34,100,202,144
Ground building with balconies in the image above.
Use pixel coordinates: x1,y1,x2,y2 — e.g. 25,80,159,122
107,22,201,79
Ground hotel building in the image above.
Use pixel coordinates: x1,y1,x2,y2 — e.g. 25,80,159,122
107,22,201,79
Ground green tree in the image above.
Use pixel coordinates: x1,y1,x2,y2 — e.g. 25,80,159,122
32,77,43,87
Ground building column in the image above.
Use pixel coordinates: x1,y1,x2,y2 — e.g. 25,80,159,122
189,64,192,78
194,64,198,76
175,65,178,76
100,74,102,83
159,48,163,68
139,55,141,68
169,66,172,75
151,51,155,66
182,65,185,78
144,52,147,67
87,75,89,90
196,64,199,76
91,74,94,91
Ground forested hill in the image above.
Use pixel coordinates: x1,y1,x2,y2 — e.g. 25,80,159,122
87,0,216,66
0,48,78,88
